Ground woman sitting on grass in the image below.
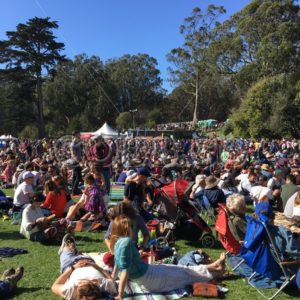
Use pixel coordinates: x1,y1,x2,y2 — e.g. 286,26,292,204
41,180,67,218
66,173,106,222
111,215,226,300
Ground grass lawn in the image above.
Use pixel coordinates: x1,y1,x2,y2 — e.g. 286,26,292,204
0,189,299,300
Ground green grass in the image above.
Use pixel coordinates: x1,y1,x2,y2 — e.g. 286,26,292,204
0,189,299,300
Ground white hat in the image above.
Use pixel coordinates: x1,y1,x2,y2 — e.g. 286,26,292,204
23,171,34,180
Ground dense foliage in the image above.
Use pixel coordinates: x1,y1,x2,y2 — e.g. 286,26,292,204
0,0,300,138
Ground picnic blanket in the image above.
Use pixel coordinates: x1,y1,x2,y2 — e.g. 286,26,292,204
274,212,300,234
123,281,190,300
86,252,190,300
72,220,107,232
0,247,28,257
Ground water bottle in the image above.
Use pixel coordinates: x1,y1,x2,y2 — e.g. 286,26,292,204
148,246,155,264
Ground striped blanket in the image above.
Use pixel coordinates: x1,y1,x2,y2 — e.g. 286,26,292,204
87,252,190,300
124,281,190,300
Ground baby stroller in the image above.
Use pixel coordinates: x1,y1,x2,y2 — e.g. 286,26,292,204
152,178,215,248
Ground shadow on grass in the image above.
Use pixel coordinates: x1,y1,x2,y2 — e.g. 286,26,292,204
0,231,22,241
14,286,43,295
282,284,300,297
184,239,224,250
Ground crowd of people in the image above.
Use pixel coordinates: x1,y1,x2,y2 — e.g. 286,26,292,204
0,133,300,299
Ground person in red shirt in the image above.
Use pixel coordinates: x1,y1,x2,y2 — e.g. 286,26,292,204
42,180,67,218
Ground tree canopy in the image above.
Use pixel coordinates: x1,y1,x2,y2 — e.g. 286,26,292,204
1,1,300,138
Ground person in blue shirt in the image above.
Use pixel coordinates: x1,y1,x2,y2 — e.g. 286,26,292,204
111,215,226,300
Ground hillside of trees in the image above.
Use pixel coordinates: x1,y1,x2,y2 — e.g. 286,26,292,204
1,0,300,138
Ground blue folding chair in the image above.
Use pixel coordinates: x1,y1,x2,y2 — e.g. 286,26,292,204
239,214,299,299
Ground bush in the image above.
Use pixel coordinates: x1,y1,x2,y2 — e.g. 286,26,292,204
19,125,39,138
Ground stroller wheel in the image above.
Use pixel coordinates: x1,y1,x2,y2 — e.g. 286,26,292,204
200,233,215,248
156,236,169,248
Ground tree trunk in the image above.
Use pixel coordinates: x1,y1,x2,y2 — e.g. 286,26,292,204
192,71,199,125
36,74,46,138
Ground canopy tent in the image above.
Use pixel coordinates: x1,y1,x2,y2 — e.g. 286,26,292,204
197,119,217,129
0,134,17,140
94,122,119,138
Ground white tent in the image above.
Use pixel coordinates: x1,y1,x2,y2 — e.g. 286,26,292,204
93,122,123,139
0,134,17,140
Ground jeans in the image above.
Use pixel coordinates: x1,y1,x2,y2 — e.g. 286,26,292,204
72,166,82,195
0,280,12,299
60,250,94,273
30,231,48,242
177,251,205,266
101,169,111,194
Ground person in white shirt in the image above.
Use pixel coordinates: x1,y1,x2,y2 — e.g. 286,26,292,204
13,171,34,210
52,234,116,300
20,193,52,241
250,175,273,207
238,172,257,196
284,191,299,218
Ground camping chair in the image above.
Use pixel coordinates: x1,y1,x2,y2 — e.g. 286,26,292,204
108,182,125,207
196,192,216,226
215,203,242,255
215,203,246,272
240,214,300,300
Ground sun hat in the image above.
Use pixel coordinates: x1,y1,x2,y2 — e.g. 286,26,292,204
261,164,272,172
23,171,34,180
195,174,206,185
205,175,220,189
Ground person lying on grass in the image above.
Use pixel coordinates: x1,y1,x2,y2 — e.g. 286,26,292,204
111,215,226,300
52,234,117,300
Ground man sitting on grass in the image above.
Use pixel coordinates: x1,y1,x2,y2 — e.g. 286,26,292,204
20,193,64,242
52,234,117,300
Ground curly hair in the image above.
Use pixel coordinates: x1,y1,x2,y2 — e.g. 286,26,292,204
76,281,102,300
226,193,245,215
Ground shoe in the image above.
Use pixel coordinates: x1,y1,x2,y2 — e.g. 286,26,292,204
3,215,10,221
58,233,78,255
5,266,24,288
1,268,15,280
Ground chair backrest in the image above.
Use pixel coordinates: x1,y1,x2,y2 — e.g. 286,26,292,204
240,216,283,280
110,182,125,201
215,203,241,255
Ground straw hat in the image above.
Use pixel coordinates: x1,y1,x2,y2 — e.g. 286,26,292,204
205,175,220,189
261,164,272,172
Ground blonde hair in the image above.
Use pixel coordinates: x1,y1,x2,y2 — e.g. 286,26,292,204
110,215,132,252
226,193,246,215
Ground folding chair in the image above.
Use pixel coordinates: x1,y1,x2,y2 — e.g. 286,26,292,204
240,215,300,300
108,182,125,207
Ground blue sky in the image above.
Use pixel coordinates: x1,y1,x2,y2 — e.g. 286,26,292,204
0,0,252,91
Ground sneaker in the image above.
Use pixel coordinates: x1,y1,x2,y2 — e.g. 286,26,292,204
58,233,78,255
5,266,24,288
1,268,15,280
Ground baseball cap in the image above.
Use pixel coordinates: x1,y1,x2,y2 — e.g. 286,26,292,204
23,171,34,180
137,167,151,177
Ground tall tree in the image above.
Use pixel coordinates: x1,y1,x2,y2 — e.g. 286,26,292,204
105,53,165,122
167,5,226,124
0,17,65,137
44,54,118,135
